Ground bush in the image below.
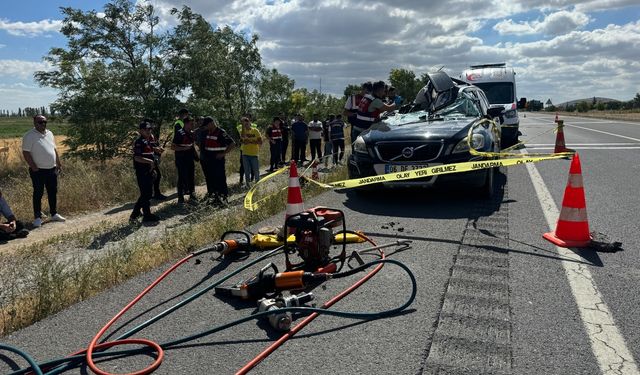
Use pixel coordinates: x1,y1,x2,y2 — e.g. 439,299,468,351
576,101,590,113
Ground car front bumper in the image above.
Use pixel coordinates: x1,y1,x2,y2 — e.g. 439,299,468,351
347,151,488,189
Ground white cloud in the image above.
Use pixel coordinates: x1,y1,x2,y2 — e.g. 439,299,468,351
0,83,58,110
4,0,637,106
0,18,62,37
0,60,52,79
494,10,591,36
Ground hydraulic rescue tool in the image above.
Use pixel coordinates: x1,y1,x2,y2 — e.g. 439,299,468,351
284,207,347,272
257,292,315,331
214,263,328,300
205,230,252,258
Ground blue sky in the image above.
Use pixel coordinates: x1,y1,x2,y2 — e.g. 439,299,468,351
1,0,639,112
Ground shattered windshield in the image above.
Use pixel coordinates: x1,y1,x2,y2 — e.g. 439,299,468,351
433,91,481,118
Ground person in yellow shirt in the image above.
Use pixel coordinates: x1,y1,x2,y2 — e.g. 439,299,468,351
240,117,263,187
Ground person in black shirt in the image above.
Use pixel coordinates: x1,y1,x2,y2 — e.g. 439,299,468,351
330,114,346,165
148,125,167,200
322,114,334,168
172,116,196,204
266,117,284,172
130,121,160,222
197,116,235,205
278,112,290,165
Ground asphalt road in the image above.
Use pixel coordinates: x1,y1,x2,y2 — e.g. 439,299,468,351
2,112,639,375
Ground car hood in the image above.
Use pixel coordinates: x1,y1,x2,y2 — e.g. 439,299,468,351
362,111,476,141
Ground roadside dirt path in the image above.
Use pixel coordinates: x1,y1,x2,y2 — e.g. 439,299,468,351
0,176,237,254
0,161,323,254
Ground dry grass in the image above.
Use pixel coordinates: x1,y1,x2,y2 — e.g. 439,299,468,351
0,132,281,220
557,110,640,122
0,159,348,336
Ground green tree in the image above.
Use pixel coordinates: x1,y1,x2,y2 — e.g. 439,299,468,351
169,7,262,127
290,89,309,115
576,101,590,113
35,0,182,159
606,101,621,110
255,68,294,123
389,68,421,104
343,84,361,97
633,93,640,109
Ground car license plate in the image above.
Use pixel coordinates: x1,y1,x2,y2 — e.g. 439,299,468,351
374,164,434,174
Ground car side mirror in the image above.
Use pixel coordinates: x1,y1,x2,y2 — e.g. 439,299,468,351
518,98,527,109
487,107,504,117
486,107,504,124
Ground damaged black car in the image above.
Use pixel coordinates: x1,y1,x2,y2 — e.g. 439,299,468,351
347,71,504,197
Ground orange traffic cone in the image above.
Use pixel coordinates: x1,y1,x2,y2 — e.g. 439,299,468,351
553,120,573,153
311,160,319,180
543,153,592,248
554,112,559,123
285,160,304,233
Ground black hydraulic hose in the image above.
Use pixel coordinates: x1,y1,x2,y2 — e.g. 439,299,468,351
7,258,416,375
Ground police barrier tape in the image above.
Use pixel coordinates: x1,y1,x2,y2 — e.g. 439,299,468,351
244,153,570,211
244,166,289,211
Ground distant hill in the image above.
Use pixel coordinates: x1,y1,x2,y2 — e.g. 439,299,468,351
556,97,619,109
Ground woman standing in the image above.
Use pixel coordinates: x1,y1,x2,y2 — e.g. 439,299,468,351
240,117,263,187
266,117,283,172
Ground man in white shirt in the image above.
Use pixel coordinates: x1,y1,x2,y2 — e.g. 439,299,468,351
308,113,324,161
22,115,66,228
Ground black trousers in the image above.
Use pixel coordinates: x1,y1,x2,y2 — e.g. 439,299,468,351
309,139,322,161
332,139,345,163
270,140,282,170
175,151,195,198
201,157,228,197
292,139,306,164
281,137,289,162
0,220,26,242
133,167,153,216
29,167,58,218
153,158,162,196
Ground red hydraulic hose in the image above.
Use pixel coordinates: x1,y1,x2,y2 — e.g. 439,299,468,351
75,253,195,375
236,234,382,375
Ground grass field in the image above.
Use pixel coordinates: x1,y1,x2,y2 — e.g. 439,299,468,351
0,117,69,139
556,110,640,122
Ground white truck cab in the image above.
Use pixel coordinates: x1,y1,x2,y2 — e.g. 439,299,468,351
460,63,520,145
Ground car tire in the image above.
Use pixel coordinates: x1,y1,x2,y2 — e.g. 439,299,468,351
481,167,495,199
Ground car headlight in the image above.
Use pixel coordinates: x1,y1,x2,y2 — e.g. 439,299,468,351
504,109,517,119
453,134,485,153
353,136,368,154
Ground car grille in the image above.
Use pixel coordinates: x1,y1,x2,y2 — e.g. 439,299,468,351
375,141,443,162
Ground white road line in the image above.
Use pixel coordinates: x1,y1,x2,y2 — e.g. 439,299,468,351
526,116,640,126
529,118,640,141
565,125,640,143
523,150,639,375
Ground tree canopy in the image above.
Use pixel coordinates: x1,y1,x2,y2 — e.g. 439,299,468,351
35,0,343,159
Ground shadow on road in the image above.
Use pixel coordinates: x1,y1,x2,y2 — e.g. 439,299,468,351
104,192,180,216
101,251,261,342
340,170,507,220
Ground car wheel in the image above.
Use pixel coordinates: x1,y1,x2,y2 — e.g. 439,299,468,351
481,167,495,199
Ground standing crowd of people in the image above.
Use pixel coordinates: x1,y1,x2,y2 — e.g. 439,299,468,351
1,79,400,241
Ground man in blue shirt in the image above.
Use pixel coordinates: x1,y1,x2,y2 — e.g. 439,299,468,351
290,114,309,165
0,189,29,242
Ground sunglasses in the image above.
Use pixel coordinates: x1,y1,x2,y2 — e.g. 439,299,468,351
37,121,47,125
